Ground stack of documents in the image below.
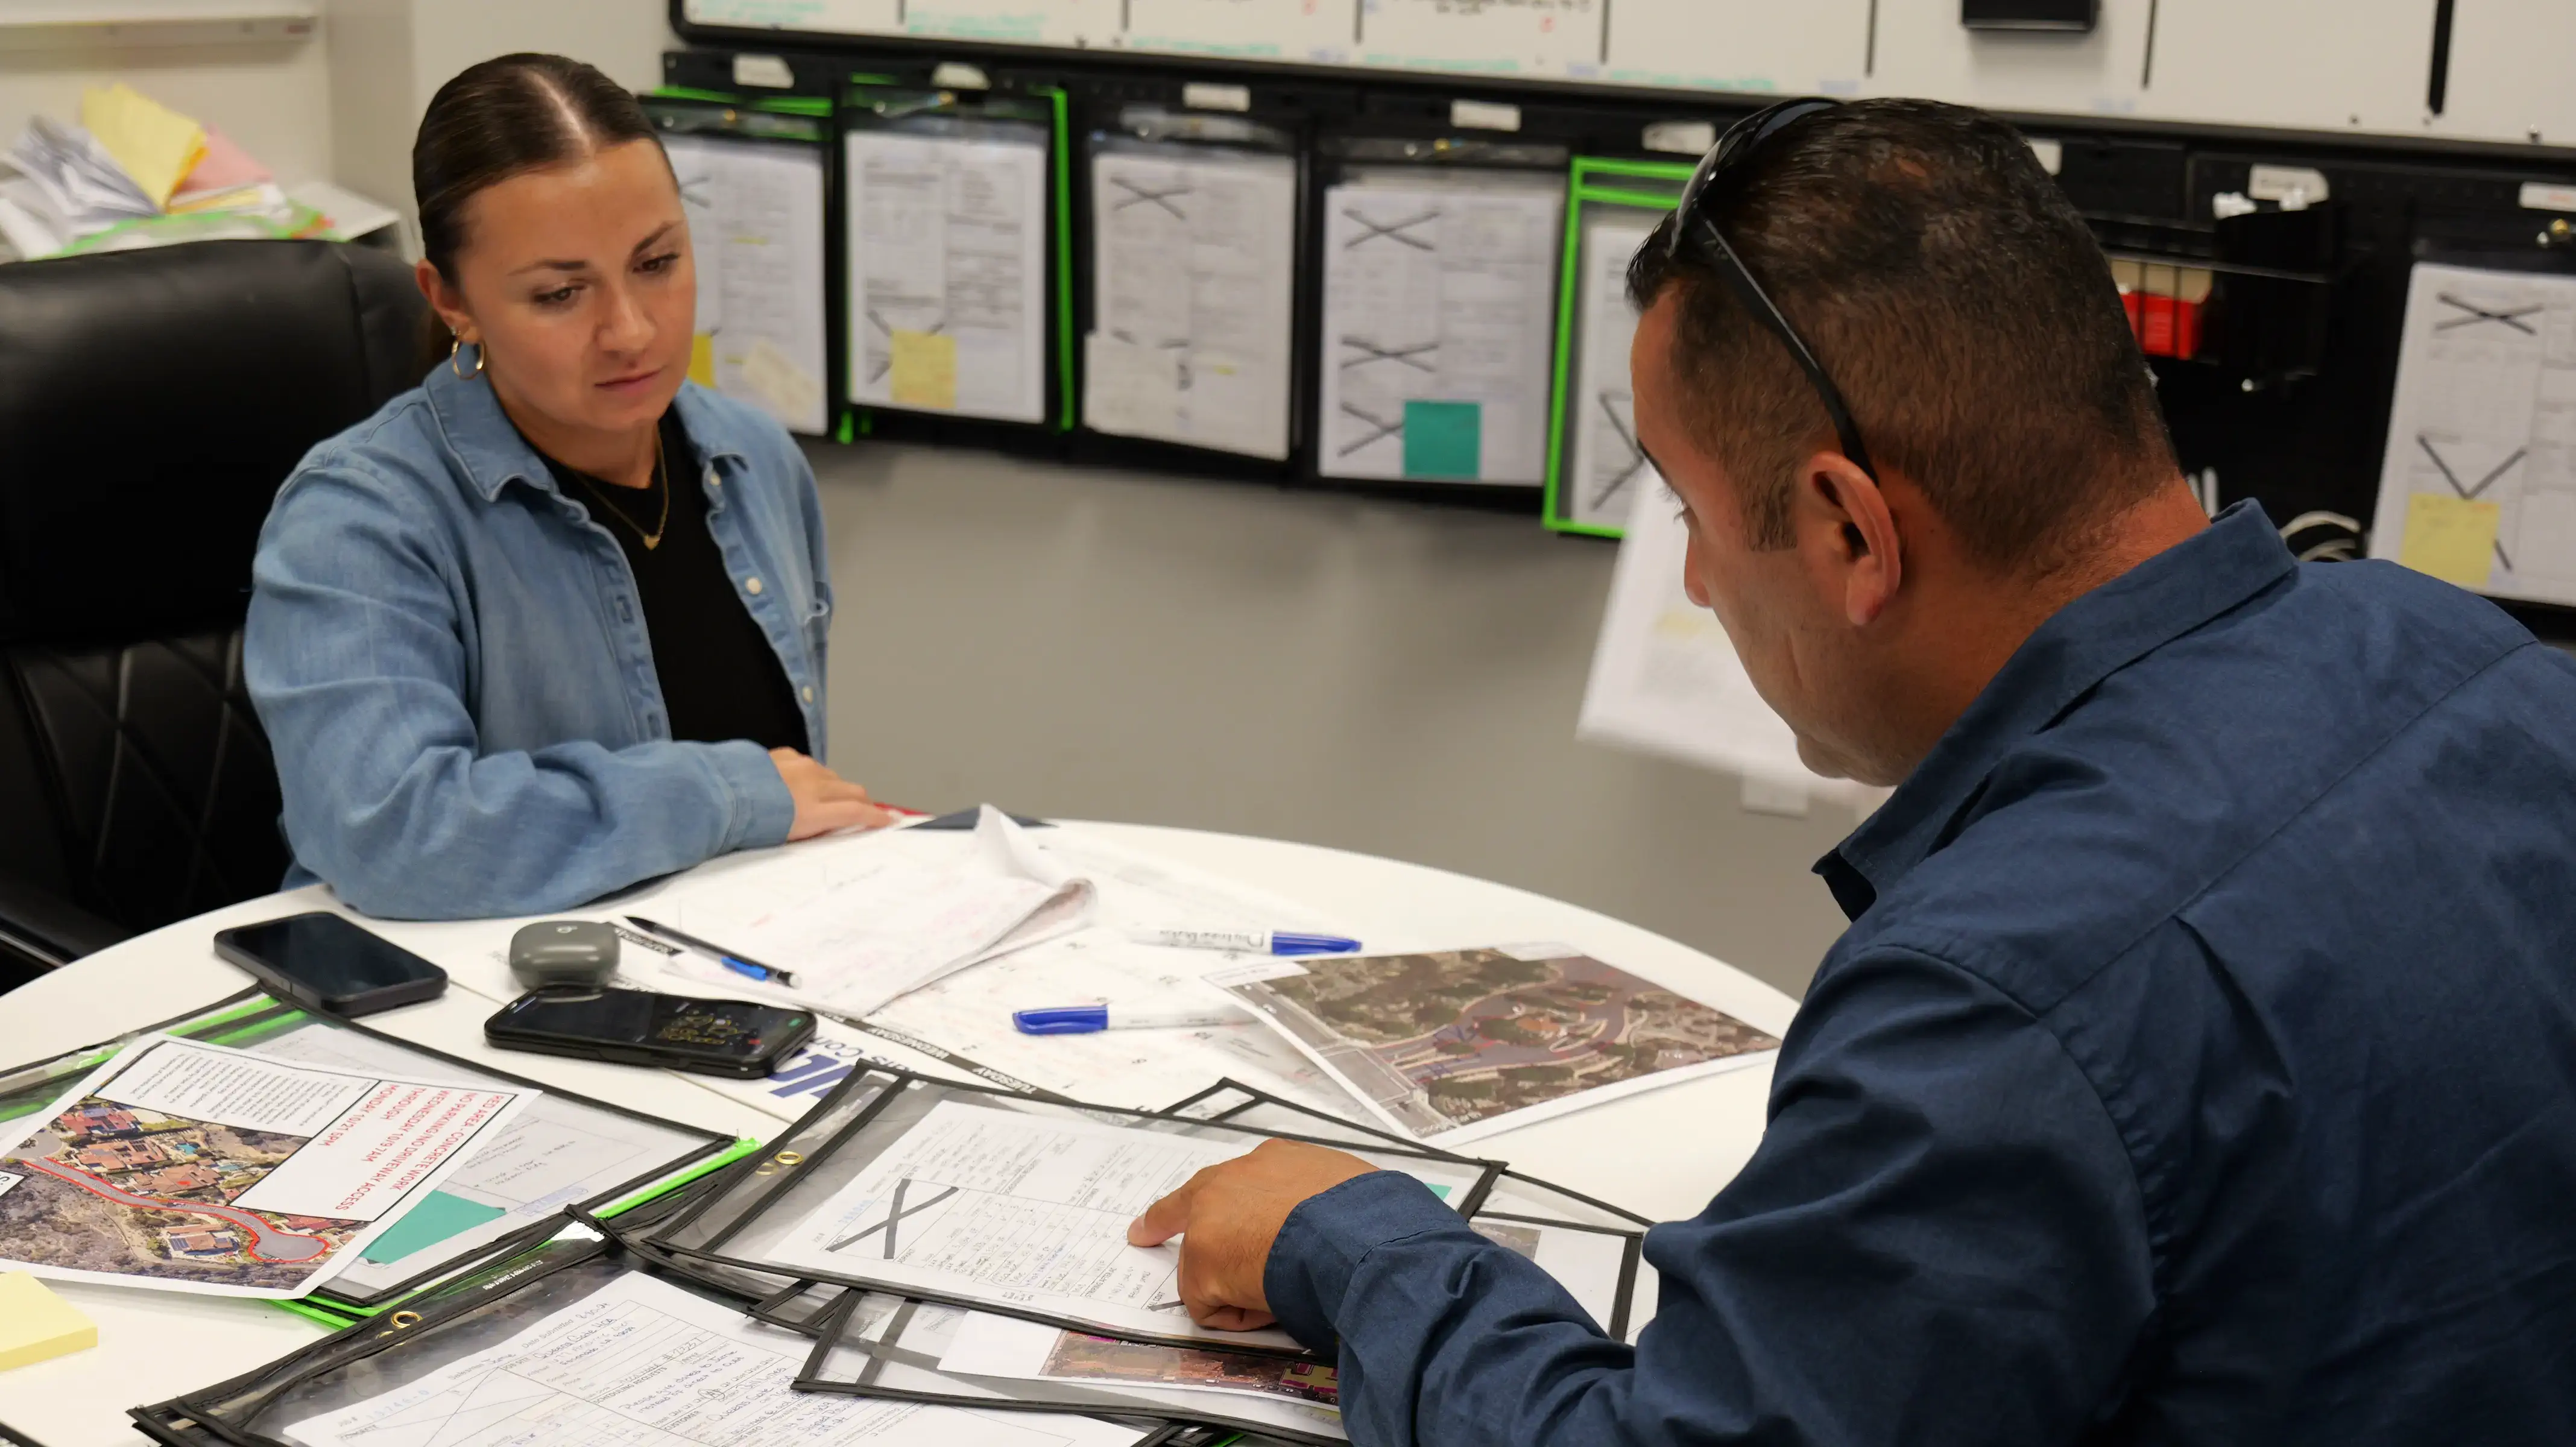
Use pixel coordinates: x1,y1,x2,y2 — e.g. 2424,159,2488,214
0,86,336,262
646,807,1096,1018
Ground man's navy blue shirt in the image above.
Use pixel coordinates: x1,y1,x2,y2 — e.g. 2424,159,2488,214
1267,503,2576,1445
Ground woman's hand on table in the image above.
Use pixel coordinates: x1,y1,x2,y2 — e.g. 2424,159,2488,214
770,747,896,839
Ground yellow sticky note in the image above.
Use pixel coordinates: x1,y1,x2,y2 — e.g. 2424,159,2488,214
889,329,958,411
689,332,719,388
0,1271,96,1373
2398,493,2501,588
80,83,207,208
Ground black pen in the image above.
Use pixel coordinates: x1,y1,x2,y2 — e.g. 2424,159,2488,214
624,915,798,988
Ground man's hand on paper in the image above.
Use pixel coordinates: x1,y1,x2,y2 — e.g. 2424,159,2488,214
771,748,895,839
1128,1138,1378,1332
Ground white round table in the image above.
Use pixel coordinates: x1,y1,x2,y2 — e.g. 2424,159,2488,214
0,822,1795,1447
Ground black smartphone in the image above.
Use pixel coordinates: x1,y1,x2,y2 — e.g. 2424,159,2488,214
212,912,448,1018
484,986,815,1079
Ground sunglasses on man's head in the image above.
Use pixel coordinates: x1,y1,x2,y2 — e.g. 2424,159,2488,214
1665,98,1879,483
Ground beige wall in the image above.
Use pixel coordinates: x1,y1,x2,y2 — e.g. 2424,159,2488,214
327,0,678,248
0,34,333,186
0,2,677,250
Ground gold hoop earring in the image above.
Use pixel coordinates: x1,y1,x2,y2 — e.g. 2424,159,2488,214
449,336,486,380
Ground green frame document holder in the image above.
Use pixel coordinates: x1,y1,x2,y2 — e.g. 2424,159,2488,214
835,79,1076,442
124,1220,1197,1447
0,988,752,1326
636,1067,1505,1357
1542,156,1693,538
643,87,840,437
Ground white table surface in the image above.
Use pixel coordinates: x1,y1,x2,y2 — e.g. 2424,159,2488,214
0,821,1795,1446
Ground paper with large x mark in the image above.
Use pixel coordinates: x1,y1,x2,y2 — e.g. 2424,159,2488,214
2369,262,2576,604
1318,174,1564,484
1568,218,1662,528
773,1100,1482,1351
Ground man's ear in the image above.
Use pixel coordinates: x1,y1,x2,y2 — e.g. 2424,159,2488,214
1796,450,1903,627
413,259,475,345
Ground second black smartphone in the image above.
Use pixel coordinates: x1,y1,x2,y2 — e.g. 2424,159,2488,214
484,986,815,1079
213,912,448,1018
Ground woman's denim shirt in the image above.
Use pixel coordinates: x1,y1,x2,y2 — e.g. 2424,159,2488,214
245,361,831,919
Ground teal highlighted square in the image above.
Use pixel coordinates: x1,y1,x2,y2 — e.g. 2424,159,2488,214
1403,400,1483,479
361,1190,508,1266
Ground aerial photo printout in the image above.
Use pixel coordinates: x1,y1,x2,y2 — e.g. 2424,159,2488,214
1219,945,1780,1142
0,1035,526,1297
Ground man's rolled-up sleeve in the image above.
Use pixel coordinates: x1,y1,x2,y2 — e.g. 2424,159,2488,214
1263,947,2158,1446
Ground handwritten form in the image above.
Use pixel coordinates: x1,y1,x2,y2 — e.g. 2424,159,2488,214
2367,261,2576,604
1085,145,1300,459
845,126,1049,423
667,134,832,433
281,1272,1146,1447
1319,171,1564,484
772,1100,1478,1348
1566,218,1658,530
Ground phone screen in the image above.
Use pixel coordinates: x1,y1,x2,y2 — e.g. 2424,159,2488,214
495,988,810,1065
222,914,443,1001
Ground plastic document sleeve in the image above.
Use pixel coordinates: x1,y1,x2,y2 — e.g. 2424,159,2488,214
126,1227,1185,1447
636,1068,1504,1355
0,989,737,1315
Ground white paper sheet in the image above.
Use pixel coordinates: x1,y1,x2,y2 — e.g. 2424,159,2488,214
939,1312,1347,1438
845,126,1050,423
1566,218,1658,530
1085,146,1299,459
2365,260,2576,605
668,134,832,434
0,1035,528,1298
1577,478,1887,806
768,1099,1481,1349
280,1271,1148,1447
1359,0,1606,78
864,824,1366,1115
660,809,1094,1018
1319,173,1563,484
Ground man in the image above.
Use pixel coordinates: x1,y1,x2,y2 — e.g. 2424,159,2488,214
1130,99,2576,1443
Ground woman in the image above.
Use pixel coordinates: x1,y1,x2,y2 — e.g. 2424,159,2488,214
247,53,887,919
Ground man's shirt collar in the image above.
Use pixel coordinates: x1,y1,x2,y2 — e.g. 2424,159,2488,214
1817,500,2296,920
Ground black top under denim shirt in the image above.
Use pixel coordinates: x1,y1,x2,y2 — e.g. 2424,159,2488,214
1264,501,2576,1446
542,409,808,755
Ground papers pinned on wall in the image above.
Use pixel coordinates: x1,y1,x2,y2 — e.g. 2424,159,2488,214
844,122,1051,424
2367,260,2576,606
1084,143,1300,459
666,132,832,434
1564,216,1659,531
1318,169,1564,485
1577,478,1886,809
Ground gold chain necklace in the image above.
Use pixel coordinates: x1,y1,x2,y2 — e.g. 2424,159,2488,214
573,429,671,550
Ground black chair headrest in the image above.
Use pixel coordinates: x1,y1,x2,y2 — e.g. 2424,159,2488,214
0,240,428,646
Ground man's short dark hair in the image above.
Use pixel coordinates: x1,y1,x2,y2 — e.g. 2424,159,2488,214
1629,99,2177,573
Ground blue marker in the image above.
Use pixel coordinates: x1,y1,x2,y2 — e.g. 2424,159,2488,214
1128,927,1362,956
1013,1003,1249,1035
625,915,799,988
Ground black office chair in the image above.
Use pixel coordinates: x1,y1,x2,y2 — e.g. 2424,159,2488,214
0,239,427,992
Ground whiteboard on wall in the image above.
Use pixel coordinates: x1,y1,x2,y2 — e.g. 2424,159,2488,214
681,0,2538,147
